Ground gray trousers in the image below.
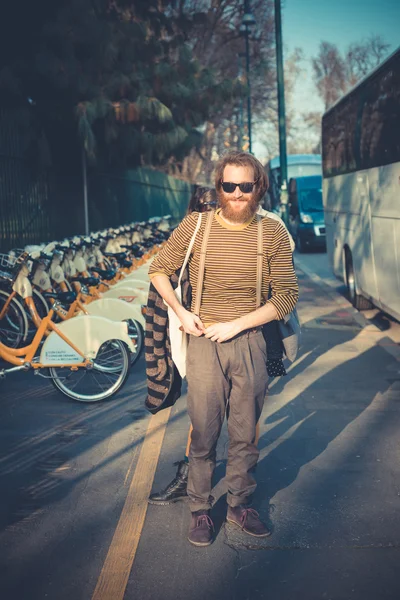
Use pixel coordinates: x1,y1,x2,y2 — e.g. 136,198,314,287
186,330,268,511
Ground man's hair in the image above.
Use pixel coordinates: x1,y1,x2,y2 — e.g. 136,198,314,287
214,151,269,203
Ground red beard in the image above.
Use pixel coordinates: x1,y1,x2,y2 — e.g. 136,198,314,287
218,191,259,224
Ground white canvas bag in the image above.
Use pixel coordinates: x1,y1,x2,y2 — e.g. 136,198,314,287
167,213,202,378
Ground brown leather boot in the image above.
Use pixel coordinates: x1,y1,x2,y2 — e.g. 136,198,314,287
188,510,214,547
227,505,271,538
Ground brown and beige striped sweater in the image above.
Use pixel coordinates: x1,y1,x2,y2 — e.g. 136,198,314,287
148,209,298,324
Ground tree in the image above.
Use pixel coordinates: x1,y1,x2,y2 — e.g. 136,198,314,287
175,0,277,181
346,35,391,86
0,0,246,174
312,35,392,111
311,42,347,111
303,35,392,155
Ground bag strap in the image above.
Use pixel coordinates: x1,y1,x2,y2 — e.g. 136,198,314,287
256,214,263,309
177,212,202,286
194,209,214,315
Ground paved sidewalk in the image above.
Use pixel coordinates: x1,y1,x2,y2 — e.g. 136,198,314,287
127,262,400,600
1,257,400,600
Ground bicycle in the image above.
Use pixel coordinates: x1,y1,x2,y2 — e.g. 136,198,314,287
27,247,146,364
0,252,134,402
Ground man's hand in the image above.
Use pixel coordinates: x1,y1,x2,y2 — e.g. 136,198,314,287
178,308,205,337
204,321,242,343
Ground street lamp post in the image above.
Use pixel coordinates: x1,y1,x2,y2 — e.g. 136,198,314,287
240,1,255,154
274,0,289,224
237,54,244,151
82,147,90,235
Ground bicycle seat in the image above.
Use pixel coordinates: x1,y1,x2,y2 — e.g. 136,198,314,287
103,251,127,260
121,259,132,268
131,244,144,257
71,276,100,286
92,268,116,280
43,291,77,304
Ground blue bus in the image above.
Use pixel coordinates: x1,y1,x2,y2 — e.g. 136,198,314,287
266,154,322,212
288,174,326,252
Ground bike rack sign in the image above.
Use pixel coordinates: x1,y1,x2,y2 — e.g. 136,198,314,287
41,335,83,364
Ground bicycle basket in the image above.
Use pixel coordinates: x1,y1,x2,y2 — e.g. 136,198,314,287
0,251,31,282
0,253,15,281
0,252,17,271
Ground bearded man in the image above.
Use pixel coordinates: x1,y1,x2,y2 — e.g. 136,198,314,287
149,151,298,546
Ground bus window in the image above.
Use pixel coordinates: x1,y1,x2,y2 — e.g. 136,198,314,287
324,49,400,176
361,66,400,169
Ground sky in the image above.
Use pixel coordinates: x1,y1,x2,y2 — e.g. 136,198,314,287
255,0,400,159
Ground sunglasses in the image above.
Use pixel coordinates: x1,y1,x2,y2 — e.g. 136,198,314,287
198,200,217,212
220,179,258,194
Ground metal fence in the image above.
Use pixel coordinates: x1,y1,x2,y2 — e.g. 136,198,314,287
0,109,56,251
88,169,193,231
0,108,193,252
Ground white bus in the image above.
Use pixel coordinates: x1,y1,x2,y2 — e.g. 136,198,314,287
322,47,400,319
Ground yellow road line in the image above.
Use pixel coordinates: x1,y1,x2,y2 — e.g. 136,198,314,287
91,407,172,600
123,444,139,487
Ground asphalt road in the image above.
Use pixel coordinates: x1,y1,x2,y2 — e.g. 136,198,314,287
1,251,400,600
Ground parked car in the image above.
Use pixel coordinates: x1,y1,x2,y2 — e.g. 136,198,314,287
288,175,326,252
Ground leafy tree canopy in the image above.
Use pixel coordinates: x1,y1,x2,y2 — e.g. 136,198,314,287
0,0,246,170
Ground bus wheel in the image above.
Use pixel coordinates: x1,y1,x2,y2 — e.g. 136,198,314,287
345,251,373,310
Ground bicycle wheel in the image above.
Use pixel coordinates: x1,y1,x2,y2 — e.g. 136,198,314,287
92,319,143,372
49,339,130,402
0,289,29,348
33,289,50,316
126,318,144,367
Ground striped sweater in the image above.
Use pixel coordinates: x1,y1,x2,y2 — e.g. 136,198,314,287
149,209,298,324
